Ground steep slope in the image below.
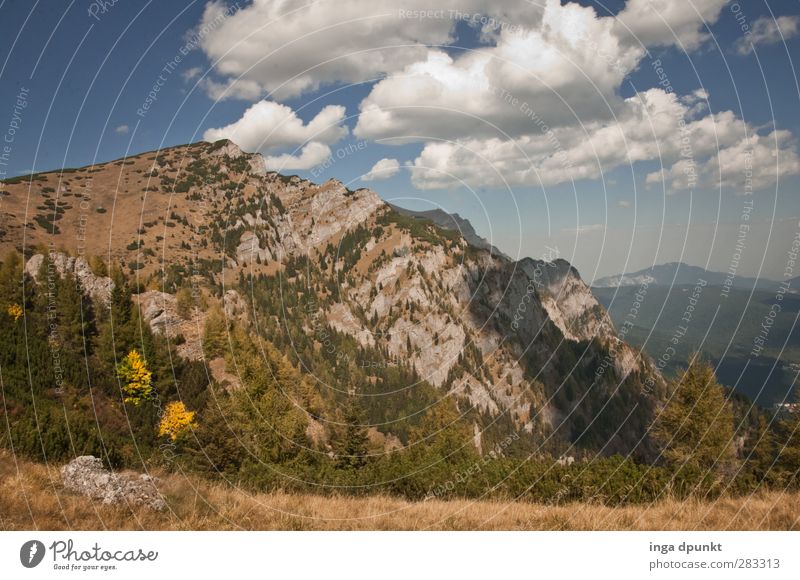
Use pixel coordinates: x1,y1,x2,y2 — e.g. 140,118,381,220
388,204,509,259
1,139,662,458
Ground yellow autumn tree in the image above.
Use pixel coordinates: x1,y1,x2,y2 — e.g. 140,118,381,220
7,303,23,322
116,349,153,405
158,401,196,440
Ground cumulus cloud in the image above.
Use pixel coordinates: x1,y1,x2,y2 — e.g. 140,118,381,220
361,158,400,181
198,0,723,101
348,1,798,193
612,0,728,50
403,89,691,188
203,100,348,153
263,142,333,171
355,1,645,141
197,0,475,100
405,88,799,192
648,130,800,193
735,15,800,55
198,0,799,194
114,124,129,135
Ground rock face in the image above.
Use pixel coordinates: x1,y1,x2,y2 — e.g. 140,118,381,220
60,456,166,511
223,289,247,319
7,138,663,457
518,258,614,343
135,291,206,360
25,252,114,304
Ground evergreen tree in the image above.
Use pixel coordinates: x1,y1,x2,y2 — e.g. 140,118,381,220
191,395,244,476
55,269,94,355
225,328,308,466
740,412,779,487
335,397,370,470
96,266,135,364
653,357,735,476
176,287,194,320
202,305,228,359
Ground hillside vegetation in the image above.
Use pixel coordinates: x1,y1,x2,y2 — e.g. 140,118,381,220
2,140,800,521
1,451,796,531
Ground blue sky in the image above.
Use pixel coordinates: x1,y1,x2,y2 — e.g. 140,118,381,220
1,0,799,280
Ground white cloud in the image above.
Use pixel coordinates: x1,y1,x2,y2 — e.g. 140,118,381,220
181,66,204,82
198,0,724,102
361,158,400,181
617,199,632,208
197,0,478,101
197,0,799,195
355,1,645,142
263,142,333,171
200,77,263,101
198,0,725,100
353,0,732,143
203,100,348,153
612,0,728,50
350,0,791,192
735,15,800,55
401,89,704,187
114,124,129,135
648,130,800,193
405,88,800,192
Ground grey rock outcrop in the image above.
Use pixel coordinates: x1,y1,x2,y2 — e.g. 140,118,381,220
137,291,182,336
61,456,166,511
134,291,206,360
223,289,247,319
25,252,114,304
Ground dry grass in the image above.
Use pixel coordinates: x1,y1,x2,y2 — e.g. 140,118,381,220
1,452,797,530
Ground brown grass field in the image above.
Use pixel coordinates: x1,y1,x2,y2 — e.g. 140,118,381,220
1,452,797,531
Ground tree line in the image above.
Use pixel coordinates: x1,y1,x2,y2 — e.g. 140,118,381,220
1,250,799,505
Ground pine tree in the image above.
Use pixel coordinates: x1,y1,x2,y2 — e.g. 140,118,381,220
202,305,228,359
225,328,307,465
335,397,370,469
55,269,93,354
191,397,244,476
0,252,24,307
175,287,194,320
653,357,735,475
96,266,134,363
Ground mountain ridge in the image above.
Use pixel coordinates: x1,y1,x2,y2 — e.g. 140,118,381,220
1,138,663,459
592,261,786,291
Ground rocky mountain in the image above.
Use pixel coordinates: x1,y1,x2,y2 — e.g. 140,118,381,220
388,204,509,259
1,139,662,459
592,261,781,291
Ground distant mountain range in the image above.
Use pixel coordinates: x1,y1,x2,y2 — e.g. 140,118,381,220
593,261,796,292
592,261,800,406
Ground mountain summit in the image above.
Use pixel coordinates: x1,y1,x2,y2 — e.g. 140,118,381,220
1,139,661,457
